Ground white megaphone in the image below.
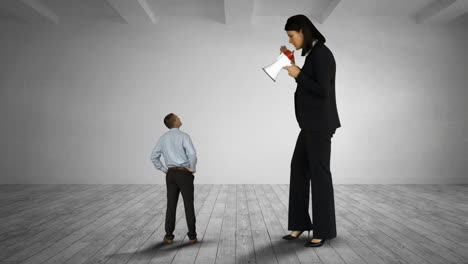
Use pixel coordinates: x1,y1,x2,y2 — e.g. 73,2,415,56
262,49,295,82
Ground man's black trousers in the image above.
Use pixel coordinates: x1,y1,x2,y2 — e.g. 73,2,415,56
165,169,196,240
288,130,337,239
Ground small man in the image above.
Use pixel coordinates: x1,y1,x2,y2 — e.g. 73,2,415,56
151,113,197,244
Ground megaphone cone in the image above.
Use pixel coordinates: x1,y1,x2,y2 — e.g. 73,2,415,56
263,50,294,82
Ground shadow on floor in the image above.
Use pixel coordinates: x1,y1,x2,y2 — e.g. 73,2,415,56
105,238,218,261
106,235,333,262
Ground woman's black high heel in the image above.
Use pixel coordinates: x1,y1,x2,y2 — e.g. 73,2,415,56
304,238,326,247
282,230,310,240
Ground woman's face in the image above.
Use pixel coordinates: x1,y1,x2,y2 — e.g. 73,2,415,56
287,30,304,50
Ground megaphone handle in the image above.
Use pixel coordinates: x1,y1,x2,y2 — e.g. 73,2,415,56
283,50,295,62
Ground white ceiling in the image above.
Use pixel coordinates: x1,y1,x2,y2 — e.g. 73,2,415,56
151,0,223,16
254,0,327,17
335,0,435,16
0,0,467,25
42,0,121,20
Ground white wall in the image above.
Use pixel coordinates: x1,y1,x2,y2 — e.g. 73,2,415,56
1,15,467,184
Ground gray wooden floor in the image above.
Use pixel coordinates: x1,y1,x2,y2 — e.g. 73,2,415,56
0,184,467,264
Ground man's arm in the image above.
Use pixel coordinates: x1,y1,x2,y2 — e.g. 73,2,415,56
150,140,168,173
183,134,197,173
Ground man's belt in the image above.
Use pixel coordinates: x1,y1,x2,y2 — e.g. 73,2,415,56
168,167,190,171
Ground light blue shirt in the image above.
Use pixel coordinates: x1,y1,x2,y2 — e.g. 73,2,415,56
150,128,197,173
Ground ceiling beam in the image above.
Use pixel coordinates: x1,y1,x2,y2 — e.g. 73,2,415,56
1,0,59,24
106,0,158,24
319,0,341,24
224,0,255,24
413,0,467,24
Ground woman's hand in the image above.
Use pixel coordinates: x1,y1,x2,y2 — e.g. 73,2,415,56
280,45,295,64
283,64,301,78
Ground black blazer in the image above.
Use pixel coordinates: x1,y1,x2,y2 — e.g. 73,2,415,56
294,42,341,133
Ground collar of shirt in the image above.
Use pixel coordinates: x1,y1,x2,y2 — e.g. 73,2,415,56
170,128,179,131
305,39,318,57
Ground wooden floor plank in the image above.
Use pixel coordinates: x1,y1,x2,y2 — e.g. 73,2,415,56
16,185,156,264
255,185,301,264
215,185,237,264
245,185,278,264
169,185,221,264
235,185,256,264
336,185,462,264
193,185,229,264
339,185,467,263
1,185,150,261
63,185,166,264
0,184,127,246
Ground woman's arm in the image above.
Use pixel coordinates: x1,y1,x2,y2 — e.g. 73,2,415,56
295,49,333,98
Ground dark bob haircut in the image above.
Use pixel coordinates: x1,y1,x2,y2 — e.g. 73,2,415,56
284,14,326,56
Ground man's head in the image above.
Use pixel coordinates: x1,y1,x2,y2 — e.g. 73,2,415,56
164,113,182,129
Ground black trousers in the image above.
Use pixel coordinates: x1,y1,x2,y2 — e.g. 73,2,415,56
288,130,337,239
165,169,196,240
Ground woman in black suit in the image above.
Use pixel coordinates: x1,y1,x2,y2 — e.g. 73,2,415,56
281,15,341,247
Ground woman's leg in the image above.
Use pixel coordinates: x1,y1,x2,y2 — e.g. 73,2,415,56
288,130,313,231
307,132,337,239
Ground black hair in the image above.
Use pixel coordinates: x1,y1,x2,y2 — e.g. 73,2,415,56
284,14,326,56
